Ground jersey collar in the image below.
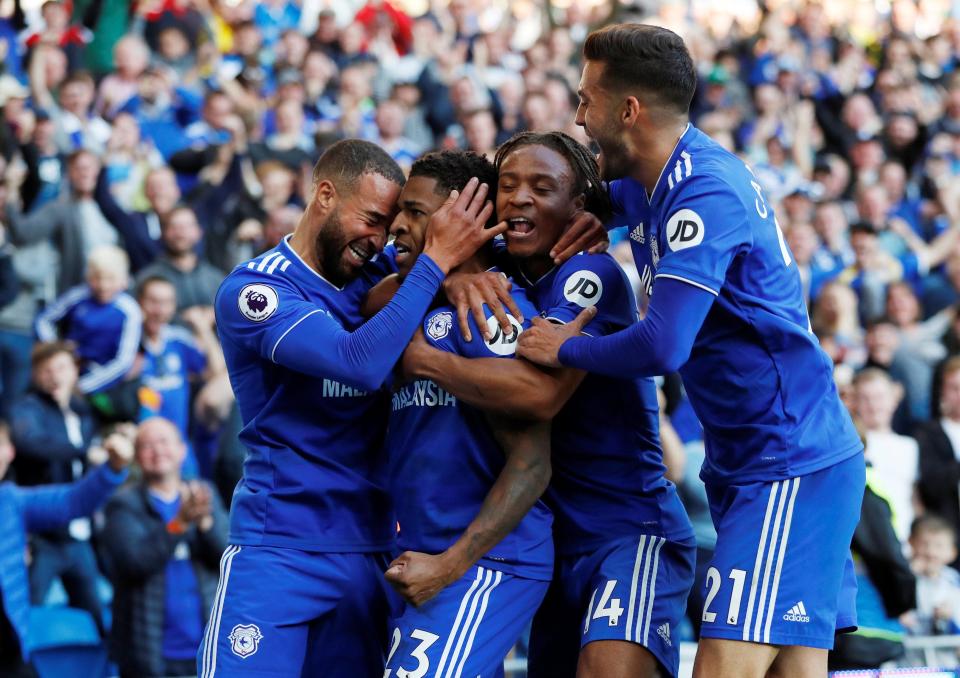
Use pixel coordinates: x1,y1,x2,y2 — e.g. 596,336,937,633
646,123,693,205
280,235,345,292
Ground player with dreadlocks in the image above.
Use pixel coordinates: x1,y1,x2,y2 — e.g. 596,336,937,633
402,132,696,678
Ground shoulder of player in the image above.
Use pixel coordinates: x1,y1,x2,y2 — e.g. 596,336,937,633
550,252,629,309
215,263,301,327
664,162,749,208
554,252,629,289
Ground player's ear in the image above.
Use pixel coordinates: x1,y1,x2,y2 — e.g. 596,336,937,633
621,96,641,126
312,179,338,212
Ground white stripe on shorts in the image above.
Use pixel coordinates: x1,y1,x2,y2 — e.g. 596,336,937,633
641,538,665,645
741,482,780,642
451,570,502,678
625,536,648,641
434,568,484,678
763,477,800,643
442,568,495,678
202,545,241,677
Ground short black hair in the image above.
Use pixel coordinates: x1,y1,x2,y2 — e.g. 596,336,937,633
410,150,497,198
409,151,498,227
311,138,405,194
583,23,697,116
494,131,611,222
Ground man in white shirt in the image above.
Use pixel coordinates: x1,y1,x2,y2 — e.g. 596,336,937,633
916,357,960,555
854,367,920,542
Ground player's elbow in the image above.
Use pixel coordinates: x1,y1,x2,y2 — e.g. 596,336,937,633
515,391,563,422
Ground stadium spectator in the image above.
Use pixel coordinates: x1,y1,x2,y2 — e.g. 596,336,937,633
854,368,920,541
904,515,960,637
136,206,225,313
94,164,178,274
134,275,226,475
5,149,119,294
916,358,960,548
0,424,131,677
100,417,228,678
35,245,142,395
829,465,916,670
10,341,102,633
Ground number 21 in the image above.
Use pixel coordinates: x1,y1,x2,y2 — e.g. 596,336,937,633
702,567,747,625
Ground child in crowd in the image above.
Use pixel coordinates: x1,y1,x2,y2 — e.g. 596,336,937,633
34,245,142,394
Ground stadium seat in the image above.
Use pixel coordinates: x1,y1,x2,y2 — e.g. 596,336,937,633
25,606,108,678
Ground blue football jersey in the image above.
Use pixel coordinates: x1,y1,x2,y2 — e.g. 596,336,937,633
520,253,693,554
386,278,554,581
139,325,207,437
609,124,861,486
216,237,398,552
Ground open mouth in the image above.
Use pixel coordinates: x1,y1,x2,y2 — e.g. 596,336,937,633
345,242,373,267
394,239,413,264
505,217,536,238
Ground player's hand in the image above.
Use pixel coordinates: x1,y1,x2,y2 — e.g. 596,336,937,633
443,271,523,342
549,211,609,265
400,329,438,381
422,178,505,274
103,433,134,472
384,551,457,607
517,307,597,368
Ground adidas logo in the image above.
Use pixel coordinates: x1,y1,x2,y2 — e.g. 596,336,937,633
629,224,645,244
782,601,810,623
657,622,672,646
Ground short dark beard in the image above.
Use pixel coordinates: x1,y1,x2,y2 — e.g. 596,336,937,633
313,208,352,287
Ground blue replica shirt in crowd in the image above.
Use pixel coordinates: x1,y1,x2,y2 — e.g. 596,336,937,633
34,286,142,394
385,278,554,581
609,124,862,486
139,325,207,438
147,492,205,661
216,236,444,552
521,253,693,554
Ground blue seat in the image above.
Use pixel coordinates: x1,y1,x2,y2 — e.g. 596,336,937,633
25,606,108,678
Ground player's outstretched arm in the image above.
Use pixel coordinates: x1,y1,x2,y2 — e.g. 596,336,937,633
385,417,551,606
402,330,585,420
518,277,714,376
230,182,503,391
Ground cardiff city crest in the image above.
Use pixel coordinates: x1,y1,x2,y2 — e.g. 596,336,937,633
228,623,263,658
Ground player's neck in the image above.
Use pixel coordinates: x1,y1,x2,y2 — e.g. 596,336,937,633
520,253,554,281
289,227,324,277
632,120,689,195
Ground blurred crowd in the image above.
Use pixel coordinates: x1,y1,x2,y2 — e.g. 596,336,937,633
0,0,959,674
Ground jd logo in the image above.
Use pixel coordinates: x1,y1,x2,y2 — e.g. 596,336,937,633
666,209,705,251
564,270,603,308
484,315,522,356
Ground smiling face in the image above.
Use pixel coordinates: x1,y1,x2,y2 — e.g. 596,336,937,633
576,60,630,181
390,175,446,278
497,144,583,272
312,173,400,287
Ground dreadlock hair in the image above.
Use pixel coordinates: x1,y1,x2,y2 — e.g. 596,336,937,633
409,150,499,227
494,131,611,223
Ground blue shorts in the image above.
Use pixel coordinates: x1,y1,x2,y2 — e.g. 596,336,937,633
197,545,395,677
700,453,865,649
528,535,696,678
385,564,547,678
